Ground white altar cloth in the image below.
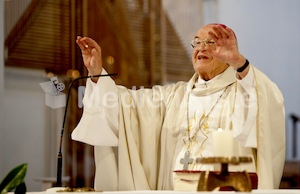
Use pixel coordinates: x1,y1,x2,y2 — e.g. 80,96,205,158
18,189,300,194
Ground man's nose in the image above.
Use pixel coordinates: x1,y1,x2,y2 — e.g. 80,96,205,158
196,41,206,51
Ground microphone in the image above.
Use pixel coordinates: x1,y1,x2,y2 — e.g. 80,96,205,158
55,73,117,187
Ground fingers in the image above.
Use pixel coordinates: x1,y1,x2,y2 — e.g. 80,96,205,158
76,36,102,55
81,37,101,52
76,36,87,51
210,25,236,41
216,25,230,38
226,27,237,40
218,26,236,41
213,25,226,39
208,31,218,43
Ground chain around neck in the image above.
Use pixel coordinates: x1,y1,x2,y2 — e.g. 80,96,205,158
185,86,229,153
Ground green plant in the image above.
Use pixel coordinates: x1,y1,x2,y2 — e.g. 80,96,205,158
0,163,27,194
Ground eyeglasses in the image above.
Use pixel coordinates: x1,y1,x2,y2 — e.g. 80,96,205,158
190,39,215,49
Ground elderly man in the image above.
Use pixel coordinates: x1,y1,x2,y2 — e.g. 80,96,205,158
72,24,285,191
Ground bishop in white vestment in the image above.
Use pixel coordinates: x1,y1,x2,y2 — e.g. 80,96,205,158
72,24,285,191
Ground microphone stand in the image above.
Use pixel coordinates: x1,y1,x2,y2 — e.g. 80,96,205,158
55,73,117,187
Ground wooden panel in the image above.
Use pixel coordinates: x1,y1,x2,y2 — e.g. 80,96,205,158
5,0,72,74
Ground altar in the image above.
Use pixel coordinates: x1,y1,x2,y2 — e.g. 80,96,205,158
19,189,300,194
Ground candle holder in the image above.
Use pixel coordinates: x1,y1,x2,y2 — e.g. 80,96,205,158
195,156,252,192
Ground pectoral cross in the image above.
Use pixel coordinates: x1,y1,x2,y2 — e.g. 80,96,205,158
180,152,193,170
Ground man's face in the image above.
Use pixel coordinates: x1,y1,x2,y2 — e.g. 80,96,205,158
192,25,228,79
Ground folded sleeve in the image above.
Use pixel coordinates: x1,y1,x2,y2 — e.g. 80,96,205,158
72,69,119,147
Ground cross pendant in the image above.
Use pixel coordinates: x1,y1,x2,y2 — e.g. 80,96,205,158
180,152,193,170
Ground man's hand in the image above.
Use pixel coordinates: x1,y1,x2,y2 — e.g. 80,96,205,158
207,25,245,70
76,36,102,82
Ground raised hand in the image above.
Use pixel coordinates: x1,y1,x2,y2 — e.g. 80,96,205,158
207,25,245,69
76,36,103,76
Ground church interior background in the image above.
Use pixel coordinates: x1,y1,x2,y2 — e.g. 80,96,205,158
1,0,300,191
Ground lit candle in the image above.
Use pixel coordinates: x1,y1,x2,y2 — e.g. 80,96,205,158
213,128,234,157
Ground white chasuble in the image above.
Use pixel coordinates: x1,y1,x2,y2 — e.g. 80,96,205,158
173,73,257,174
72,66,285,190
